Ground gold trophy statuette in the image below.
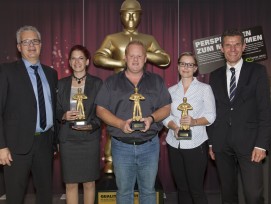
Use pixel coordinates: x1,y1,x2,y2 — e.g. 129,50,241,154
177,97,193,140
72,88,88,127
129,87,145,130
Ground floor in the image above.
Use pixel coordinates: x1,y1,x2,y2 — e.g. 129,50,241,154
0,192,221,204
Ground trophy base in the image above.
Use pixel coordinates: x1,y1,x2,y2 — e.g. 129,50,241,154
69,120,87,128
130,121,145,131
177,129,192,140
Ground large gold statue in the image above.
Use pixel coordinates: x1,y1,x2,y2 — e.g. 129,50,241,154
93,0,170,173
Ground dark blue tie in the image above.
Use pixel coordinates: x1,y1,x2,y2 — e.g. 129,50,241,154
30,65,47,130
229,67,236,102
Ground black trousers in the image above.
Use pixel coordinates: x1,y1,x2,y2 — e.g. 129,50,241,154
4,130,54,204
215,145,264,204
168,141,208,204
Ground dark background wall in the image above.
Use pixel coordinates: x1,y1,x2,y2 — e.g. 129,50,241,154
0,0,270,198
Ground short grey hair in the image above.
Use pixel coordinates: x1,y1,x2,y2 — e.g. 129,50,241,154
16,25,41,44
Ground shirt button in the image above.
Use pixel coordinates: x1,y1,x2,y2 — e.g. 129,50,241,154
231,108,234,110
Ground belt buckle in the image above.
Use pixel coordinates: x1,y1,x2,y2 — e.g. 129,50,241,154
133,140,146,145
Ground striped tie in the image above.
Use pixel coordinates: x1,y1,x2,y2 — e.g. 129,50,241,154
229,67,236,102
30,65,47,130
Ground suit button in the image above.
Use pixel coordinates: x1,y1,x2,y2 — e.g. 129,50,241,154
231,108,233,110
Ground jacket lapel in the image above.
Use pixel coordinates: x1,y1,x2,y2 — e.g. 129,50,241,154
217,66,231,104
17,60,37,104
234,62,251,101
83,74,93,115
63,77,73,111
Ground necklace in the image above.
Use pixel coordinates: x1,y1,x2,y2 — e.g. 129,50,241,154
73,74,86,84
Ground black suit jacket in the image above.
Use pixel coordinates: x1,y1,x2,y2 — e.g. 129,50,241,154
56,74,102,142
0,59,58,154
208,61,271,154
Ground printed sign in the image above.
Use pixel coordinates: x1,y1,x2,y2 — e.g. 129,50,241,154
97,192,161,204
193,26,268,74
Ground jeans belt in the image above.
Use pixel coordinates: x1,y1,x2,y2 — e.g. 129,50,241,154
114,137,151,145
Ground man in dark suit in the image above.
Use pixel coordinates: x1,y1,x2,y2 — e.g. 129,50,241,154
0,25,58,204
208,28,271,204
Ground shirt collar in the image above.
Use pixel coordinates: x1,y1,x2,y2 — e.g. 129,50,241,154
226,58,243,73
22,58,41,69
120,69,149,78
178,77,199,88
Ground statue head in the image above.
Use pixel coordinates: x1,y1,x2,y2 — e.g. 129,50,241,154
120,0,142,31
78,88,82,93
120,0,141,12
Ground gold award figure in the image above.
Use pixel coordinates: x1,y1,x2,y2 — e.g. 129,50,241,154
177,97,193,140
72,88,88,127
93,0,170,173
129,87,145,130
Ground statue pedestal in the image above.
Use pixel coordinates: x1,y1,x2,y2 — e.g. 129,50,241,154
95,173,164,204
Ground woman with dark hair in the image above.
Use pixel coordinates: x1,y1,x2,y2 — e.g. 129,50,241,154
57,45,102,204
163,52,216,204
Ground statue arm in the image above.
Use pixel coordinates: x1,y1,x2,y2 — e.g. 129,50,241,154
146,38,170,68
72,95,76,100
93,51,126,70
93,36,126,71
146,50,170,68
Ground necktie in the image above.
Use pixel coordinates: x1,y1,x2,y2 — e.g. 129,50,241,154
30,65,47,130
229,67,236,102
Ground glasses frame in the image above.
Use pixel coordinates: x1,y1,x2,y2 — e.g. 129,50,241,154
20,39,41,46
178,62,196,68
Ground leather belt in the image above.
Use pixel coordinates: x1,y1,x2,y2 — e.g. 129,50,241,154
114,137,152,145
34,129,51,136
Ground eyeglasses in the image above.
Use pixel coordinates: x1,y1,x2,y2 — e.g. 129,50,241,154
20,39,41,46
178,62,196,68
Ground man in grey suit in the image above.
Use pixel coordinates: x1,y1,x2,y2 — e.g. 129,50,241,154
208,28,271,204
0,25,58,204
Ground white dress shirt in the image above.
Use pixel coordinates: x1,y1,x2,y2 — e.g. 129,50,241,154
163,78,216,149
23,59,53,132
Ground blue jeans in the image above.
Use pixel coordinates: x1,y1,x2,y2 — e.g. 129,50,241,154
112,135,160,204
